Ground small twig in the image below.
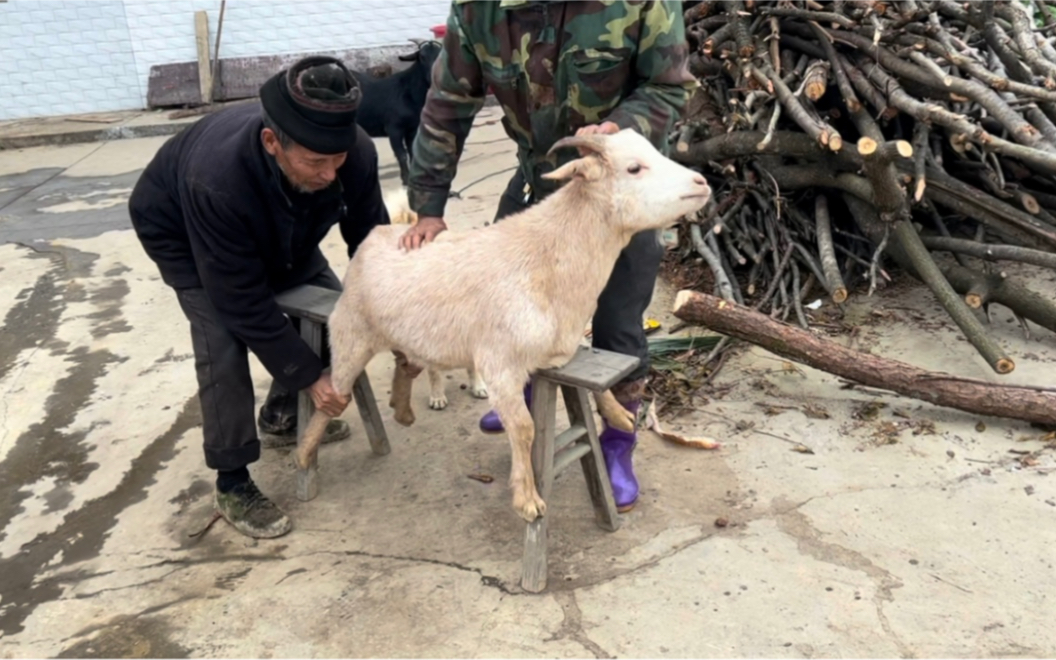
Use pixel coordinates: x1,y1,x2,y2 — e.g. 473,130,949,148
188,511,223,539
868,225,890,297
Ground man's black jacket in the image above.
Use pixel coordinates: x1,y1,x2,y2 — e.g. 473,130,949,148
129,101,389,392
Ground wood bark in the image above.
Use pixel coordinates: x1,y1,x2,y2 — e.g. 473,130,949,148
671,290,1056,426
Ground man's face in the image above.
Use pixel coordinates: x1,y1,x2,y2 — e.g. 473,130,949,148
262,128,347,193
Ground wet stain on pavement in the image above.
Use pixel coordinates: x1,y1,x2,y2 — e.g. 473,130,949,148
84,277,132,339
0,242,196,636
169,478,211,515
56,606,192,658
104,263,132,277
0,171,141,243
0,396,201,636
0,167,66,210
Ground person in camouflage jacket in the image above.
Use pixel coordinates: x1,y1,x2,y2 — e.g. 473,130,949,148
401,0,697,512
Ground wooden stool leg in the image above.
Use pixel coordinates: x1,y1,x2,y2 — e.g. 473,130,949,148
296,320,323,501
351,372,391,456
562,385,620,532
521,376,557,593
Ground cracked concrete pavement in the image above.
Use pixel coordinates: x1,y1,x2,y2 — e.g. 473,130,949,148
2,105,1056,658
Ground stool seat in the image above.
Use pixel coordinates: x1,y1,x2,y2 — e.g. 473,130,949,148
522,345,640,593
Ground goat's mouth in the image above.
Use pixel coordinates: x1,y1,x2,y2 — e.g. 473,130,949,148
680,193,710,200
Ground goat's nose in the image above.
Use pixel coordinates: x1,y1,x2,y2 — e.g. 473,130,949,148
693,174,707,187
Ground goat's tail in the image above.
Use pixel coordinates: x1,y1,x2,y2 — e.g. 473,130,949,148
384,186,418,226
294,410,333,469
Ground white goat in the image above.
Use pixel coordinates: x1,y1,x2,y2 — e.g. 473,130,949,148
384,186,490,409
299,130,711,522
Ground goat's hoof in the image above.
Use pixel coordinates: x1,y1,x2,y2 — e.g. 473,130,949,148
393,408,416,427
513,491,547,522
429,395,448,410
597,396,636,432
469,385,489,400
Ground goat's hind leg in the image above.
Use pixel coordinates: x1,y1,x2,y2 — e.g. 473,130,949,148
490,376,547,522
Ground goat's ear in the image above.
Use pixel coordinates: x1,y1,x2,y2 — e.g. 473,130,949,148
398,52,418,61
541,157,605,182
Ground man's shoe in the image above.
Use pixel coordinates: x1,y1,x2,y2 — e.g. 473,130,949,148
479,383,532,434
599,399,641,513
259,419,352,449
214,481,292,539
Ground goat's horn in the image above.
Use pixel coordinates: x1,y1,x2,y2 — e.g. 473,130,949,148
408,37,425,46
547,135,606,157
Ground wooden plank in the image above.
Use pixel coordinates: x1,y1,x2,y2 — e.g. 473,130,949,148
537,346,640,391
562,385,620,532
554,424,586,453
194,11,213,104
275,285,340,324
552,442,591,475
521,378,558,593
146,45,415,108
352,372,391,456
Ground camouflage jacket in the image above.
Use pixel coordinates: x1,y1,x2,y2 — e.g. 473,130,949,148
407,0,698,217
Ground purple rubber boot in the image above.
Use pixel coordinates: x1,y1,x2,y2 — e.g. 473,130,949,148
479,382,532,434
600,399,640,512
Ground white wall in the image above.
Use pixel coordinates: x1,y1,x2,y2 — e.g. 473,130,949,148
0,0,452,121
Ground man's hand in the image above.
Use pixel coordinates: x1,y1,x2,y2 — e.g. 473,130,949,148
308,373,351,417
399,216,447,251
575,121,620,137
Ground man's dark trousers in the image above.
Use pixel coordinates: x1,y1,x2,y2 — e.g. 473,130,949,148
494,169,662,384
174,268,342,472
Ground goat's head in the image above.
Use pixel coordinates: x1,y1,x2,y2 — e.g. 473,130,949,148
398,40,443,82
543,129,711,232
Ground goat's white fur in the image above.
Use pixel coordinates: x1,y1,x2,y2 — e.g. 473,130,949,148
383,186,489,409
301,130,711,521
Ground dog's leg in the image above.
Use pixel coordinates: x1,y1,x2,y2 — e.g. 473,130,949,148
390,350,422,426
428,368,448,410
468,366,488,399
490,375,546,522
594,389,636,432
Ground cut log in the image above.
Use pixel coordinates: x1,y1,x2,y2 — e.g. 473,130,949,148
671,290,1056,426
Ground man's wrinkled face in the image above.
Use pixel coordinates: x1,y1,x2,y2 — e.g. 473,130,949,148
262,128,347,193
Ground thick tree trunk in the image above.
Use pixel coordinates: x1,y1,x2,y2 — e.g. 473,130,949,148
671,290,1056,426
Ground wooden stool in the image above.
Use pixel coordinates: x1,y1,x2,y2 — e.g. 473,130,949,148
275,284,390,501
521,345,641,593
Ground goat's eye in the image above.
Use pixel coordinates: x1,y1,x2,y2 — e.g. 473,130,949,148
627,163,642,174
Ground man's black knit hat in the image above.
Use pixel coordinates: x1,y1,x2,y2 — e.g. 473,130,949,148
259,56,362,154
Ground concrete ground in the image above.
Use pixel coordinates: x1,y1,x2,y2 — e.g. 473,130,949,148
1,106,1055,658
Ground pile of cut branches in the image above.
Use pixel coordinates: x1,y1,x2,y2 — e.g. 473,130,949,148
666,0,1056,385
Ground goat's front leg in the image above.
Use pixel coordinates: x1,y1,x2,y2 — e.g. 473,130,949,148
390,350,422,426
492,379,546,522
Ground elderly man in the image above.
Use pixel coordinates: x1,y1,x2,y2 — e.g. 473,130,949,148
129,56,387,538
401,1,696,513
